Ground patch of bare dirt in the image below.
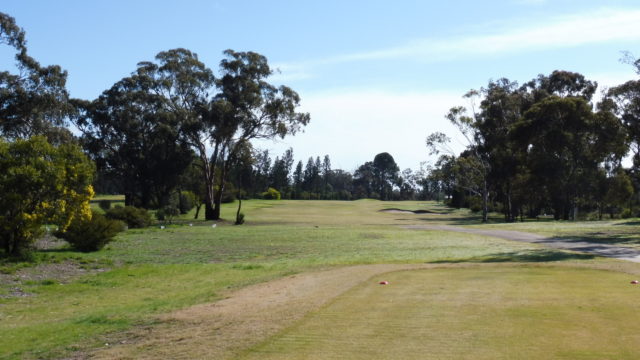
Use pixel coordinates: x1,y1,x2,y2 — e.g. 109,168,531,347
0,261,109,299
34,233,67,250
89,264,458,360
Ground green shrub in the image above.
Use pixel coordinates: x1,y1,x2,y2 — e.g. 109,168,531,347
98,199,112,211
105,205,152,228
621,208,633,219
56,214,124,252
155,208,166,221
262,187,281,200
156,206,179,224
221,190,236,203
179,191,196,214
467,196,483,213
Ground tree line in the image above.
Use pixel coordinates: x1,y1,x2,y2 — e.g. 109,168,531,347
426,69,640,222
4,10,640,256
222,149,428,201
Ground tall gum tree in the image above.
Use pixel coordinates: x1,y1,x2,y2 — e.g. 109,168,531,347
0,12,72,142
95,49,309,220
205,50,310,219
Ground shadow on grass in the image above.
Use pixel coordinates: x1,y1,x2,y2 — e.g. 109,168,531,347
379,208,450,215
615,220,640,226
431,249,595,264
549,233,640,246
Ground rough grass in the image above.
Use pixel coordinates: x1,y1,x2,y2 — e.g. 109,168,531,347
243,266,640,360
2,198,640,359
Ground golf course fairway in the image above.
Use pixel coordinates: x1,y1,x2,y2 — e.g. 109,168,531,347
243,265,640,359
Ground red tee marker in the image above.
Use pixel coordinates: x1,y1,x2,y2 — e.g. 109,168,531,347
379,281,389,285
631,280,638,284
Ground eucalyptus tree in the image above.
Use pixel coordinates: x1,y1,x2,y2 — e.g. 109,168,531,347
512,95,626,219
73,72,193,207
353,161,375,198
475,79,526,221
0,12,72,142
79,48,308,219
607,57,640,171
203,50,310,219
372,152,399,200
427,92,492,222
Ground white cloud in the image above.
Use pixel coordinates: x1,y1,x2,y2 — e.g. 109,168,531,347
252,89,467,171
274,8,640,78
255,68,640,172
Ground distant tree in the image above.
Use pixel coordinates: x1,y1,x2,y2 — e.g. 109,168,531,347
303,156,320,195
328,169,353,200
322,155,332,197
0,137,95,257
292,160,304,198
608,60,640,176
397,168,418,200
253,149,271,194
513,95,626,219
427,93,492,221
475,79,525,221
353,161,375,198
604,170,634,218
269,148,294,197
372,152,399,200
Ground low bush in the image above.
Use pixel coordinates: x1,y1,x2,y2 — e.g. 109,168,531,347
262,187,281,200
178,191,196,214
56,214,124,252
98,199,112,211
156,206,179,224
105,206,152,228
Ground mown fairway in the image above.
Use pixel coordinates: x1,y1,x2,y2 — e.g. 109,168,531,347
243,266,640,360
2,199,640,359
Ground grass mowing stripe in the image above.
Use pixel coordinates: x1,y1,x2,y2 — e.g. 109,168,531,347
243,266,640,360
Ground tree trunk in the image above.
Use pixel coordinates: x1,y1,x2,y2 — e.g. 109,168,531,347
235,197,243,225
202,143,219,221
194,204,202,220
205,201,215,220
212,188,223,220
598,205,603,220
481,180,488,223
212,154,234,220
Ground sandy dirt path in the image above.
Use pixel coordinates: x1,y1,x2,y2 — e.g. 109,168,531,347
89,263,455,360
403,224,640,263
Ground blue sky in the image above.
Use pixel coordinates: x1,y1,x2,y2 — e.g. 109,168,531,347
3,0,640,171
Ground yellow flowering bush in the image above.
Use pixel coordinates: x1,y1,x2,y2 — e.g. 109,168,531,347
0,136,95,257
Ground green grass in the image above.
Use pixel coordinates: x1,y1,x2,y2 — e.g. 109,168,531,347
2,199,640,359
89,194,125,214
243,266,640,360
0,264,291,359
